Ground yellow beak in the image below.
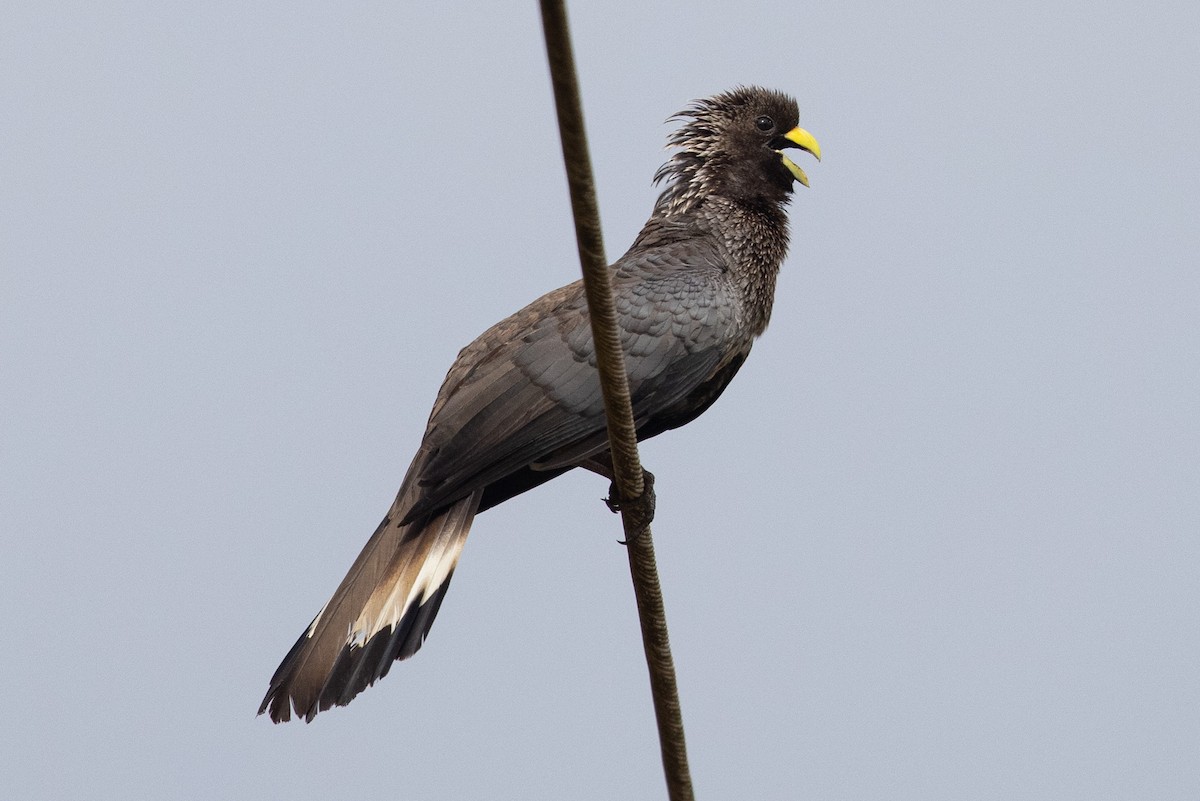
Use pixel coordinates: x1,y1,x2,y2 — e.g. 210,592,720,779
777,126,822,187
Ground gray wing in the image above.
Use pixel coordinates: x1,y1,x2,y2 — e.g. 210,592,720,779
402,234,742,521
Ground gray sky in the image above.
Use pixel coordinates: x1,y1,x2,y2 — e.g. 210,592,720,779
4,1,1198,798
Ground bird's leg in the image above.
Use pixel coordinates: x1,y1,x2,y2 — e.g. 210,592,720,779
579,454,615,483
611,469,656,545
605,468,655,516
579,454,637,513
581,455,656,530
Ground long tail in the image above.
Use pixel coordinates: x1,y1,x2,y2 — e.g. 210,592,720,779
259,486,484,723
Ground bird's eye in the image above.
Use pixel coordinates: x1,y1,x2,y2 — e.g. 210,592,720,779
755,115,775,132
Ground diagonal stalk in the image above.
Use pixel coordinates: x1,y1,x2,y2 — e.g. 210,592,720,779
538,3,694,799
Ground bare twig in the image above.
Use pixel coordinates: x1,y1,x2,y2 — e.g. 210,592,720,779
538,2,694,799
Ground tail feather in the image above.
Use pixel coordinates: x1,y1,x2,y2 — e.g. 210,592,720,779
259,487,484,723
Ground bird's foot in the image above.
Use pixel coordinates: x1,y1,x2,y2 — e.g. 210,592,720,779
604,469,656,538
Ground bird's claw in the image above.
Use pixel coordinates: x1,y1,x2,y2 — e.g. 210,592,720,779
604,470,656,539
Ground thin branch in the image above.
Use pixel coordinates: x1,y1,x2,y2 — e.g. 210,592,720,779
538,2,694,799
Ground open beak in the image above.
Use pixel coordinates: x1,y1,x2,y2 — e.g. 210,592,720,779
776,126,821,187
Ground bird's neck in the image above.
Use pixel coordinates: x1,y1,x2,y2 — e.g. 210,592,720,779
696,196,791,336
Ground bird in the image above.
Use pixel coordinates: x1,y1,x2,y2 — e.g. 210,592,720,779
259,86,820,723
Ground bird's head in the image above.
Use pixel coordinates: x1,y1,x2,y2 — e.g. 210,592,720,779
654,86,821,216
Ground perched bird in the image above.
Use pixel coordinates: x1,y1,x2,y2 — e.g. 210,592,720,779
260,86,820,722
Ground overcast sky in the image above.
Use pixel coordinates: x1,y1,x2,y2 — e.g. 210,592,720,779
4,1,1198,799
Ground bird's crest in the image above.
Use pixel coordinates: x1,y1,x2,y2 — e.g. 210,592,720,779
653,95,735,216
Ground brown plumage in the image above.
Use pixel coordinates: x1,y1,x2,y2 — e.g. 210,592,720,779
259,86,820,722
